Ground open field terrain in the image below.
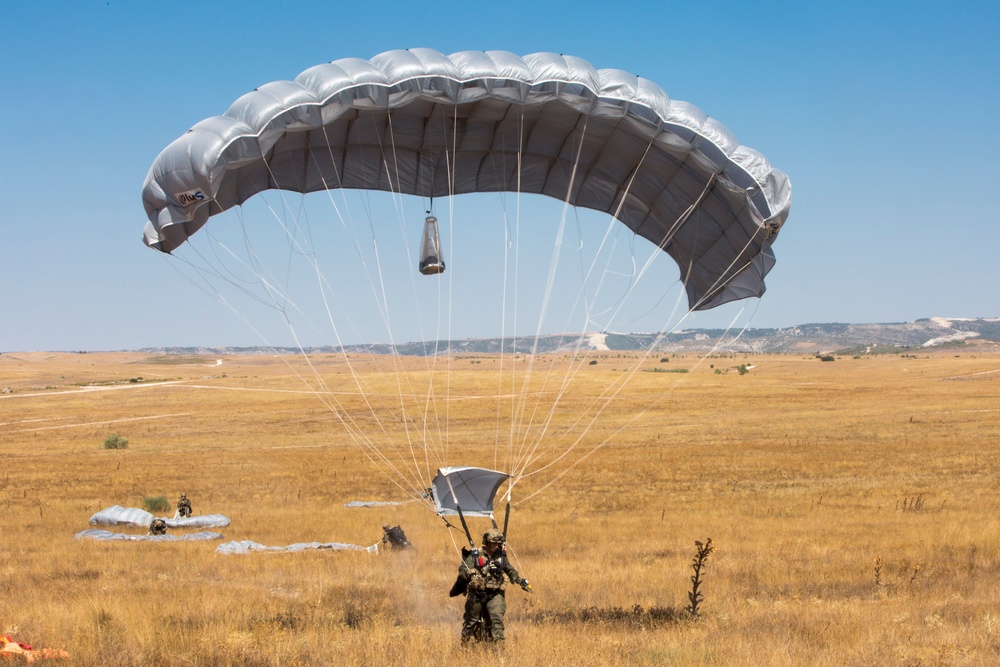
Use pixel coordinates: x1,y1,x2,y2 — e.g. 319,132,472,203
1,348,999,665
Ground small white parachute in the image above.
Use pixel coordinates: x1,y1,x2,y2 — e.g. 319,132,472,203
216,540,377,555
88,505,231,528
344,500,402,508
75,529,224,542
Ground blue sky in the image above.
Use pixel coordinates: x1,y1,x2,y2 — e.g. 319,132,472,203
2,1,998,351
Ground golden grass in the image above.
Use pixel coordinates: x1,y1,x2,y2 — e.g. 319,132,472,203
1,347,999,665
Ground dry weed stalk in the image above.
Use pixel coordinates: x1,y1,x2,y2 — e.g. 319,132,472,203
897,494,926,512
685,538,716,618
873,555,884,588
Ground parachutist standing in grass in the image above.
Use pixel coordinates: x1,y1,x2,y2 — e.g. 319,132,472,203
176,493,192,518
458,528,532,644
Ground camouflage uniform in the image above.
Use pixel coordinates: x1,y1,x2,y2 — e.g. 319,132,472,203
458,529,530,642
177,494,192,518
149,518,167,535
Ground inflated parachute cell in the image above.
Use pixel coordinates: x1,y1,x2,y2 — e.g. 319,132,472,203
142,49,791,310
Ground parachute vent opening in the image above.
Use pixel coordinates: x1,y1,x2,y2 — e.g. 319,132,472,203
418,215,446,275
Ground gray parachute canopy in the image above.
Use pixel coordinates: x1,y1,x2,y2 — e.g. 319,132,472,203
431,466,510,518
142,48,791,310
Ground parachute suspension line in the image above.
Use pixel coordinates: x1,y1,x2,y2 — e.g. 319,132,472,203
416,105,462,479
507,122,668,483
572,137,663,323
713,298,761,354
516,301,756,506
504,539,529,584
442,515,467,555
406,106,461,489
254,153,434,507
506,112,593,480
487,102,525,482
175,202,431,506
238,119,430,508
509,116,637,483
511,145,728,483
422,186,450,482
504,103,528,477
307,123,437,494
507,130,663,479
442,103,461,469
688,217,773,313
516,195,764,495
507,100,555,481
376,107,450,498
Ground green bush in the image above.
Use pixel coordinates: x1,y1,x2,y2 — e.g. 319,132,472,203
102,433,129,450
142,496,171,513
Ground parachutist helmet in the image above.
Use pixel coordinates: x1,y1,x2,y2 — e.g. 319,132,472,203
483,529,504,545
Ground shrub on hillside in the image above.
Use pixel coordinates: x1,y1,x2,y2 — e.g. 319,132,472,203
102,433,129,450
142,496,171,513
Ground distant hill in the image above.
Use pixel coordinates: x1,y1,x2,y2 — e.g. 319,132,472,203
138,317,1000,357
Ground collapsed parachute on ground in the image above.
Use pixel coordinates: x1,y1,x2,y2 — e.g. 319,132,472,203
89,505,231,529
142,48,790,310
75,529,224,542
217,540,377,555
431,467,509,517
344,500,403,508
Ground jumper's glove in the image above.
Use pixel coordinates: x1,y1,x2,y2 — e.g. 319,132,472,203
520,579,533,593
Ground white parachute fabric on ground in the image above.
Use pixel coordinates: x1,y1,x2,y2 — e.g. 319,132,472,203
431,466,509,517
75,529,224,542
142,48,791,310
88,506,153,526
165,515,231,528
344,501,403,508
216,540,377,555
88,505,231,528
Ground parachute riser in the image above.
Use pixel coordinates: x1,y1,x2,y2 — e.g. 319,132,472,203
456,504,476,550
502,501,511,542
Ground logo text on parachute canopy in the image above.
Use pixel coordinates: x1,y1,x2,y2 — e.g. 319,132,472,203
176,189,207,206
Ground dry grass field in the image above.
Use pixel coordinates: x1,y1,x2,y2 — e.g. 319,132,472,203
1,347,999,666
